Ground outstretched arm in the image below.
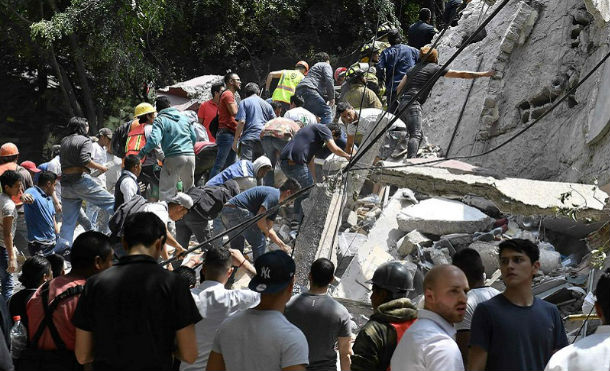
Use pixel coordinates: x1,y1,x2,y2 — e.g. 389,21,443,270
326,140,351,160
445,70,494,79
265,71,283,92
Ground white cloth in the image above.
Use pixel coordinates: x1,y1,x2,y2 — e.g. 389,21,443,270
0,194,17,248
141,201,170,225
345,108,406,136
391,309,464,371
180,281,259,371
47,156,62,199
455,287,499,331
545,325,610,371
105,154,123,193
90,142,108,187
284,107,318,126
212,309,309,371
119,171,139,204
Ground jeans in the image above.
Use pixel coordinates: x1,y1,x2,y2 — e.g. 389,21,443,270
279,159,313,221
221,206,266,260
297,87,332,125
399,102,423,158
28,241,56,256
211,216,224,248
56,174,115,254
13,211,28,255
239,139,264,161
160,155,195,201
209,130,237,178
86,204,111,235
176,212,212,250
261,136,288,187
0,248,13,300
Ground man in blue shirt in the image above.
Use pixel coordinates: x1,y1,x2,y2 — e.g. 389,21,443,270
233,83,276,161
206,156,272,191
377,29,420,106
24,171,59,256
220,179,301,260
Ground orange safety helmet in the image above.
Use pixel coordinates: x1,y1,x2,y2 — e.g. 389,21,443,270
0,143,19,157
295,61,309,75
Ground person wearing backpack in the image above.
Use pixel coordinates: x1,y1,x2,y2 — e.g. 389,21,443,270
21,231,112,371
197,82,225,143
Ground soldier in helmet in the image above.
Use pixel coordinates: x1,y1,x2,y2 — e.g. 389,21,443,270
351,261,418,371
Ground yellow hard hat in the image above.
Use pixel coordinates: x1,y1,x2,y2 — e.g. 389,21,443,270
134,103,156,118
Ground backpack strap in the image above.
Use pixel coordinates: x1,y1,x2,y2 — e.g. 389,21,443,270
30,282,84,351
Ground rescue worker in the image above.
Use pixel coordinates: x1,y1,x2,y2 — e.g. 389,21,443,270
265,61,309,114
351,262,418,371
341,66,382,110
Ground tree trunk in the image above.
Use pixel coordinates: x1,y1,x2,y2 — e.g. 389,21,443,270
68,36,98,132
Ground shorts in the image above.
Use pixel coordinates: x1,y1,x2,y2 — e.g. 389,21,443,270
378,129,407,160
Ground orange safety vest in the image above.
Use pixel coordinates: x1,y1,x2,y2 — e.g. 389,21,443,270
387,319,416,371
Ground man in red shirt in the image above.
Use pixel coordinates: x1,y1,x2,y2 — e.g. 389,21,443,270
209,72,241,178
26,231,113,352
197,82,225,143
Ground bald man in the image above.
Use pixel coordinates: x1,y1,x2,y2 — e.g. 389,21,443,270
390,265,469,371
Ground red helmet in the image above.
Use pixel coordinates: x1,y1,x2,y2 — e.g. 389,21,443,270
295,61,309,74
334,67,347,82
0,143,19,157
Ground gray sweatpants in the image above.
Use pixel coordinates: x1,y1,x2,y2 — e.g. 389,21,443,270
159,154,195,201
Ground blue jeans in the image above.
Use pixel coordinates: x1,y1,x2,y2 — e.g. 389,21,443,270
297,87,332,125
209,130,237,178
398,101,422,158
56,174,115,254
239,139,263,161
0,248,13,300
279,159,313,220
261,136,288,186
221,206,266,260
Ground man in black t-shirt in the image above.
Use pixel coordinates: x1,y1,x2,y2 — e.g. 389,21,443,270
408,8,437,49
468,239,568,371
279,124,350,222
395,46,493,158
73,212,202,371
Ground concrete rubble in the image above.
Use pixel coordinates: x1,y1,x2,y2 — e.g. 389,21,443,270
157,75,223,111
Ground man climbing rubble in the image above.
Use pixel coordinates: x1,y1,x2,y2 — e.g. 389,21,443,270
295,52,335,125
341,65,382,110
259,117,303,187
233,82,276,161
408,8,437,50
351,262,417,371
206,156,272,191
266,61,309,114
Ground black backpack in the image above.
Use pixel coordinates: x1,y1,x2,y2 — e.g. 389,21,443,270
110,120,132,158
108,195,148,241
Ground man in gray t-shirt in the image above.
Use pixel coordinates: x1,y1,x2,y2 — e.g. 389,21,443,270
285,258,352,371
208,251,309,371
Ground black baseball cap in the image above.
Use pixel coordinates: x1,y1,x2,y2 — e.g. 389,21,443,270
248,250,296,294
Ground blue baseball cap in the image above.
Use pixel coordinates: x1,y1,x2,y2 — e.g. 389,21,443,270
248,250,296,294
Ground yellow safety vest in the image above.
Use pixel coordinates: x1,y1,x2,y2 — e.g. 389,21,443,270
272,70,304,104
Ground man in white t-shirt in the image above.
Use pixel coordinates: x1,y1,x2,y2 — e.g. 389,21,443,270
284,95,318,127
180,246,259,371
87,128,113,233
207,250,309,371
452,248,499,367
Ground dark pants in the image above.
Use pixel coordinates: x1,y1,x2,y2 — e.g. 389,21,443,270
239,139,264,161
28,241,56,256
279,159,313,221
176,212,212,250
261,136,288,186
399,102,423,158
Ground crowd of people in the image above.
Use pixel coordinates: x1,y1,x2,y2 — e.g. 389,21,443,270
0,2,605,370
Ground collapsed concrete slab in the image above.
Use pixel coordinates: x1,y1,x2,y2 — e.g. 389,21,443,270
157,75,223,111
396,230,432,258
372,159,609,221
397,198,495,236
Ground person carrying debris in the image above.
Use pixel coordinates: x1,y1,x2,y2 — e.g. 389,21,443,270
468,239,568,371
285,258,352,371
341,65,382,110
351,262,417,371
260,117,303,187
265,61,309,114
220,178,301,259
233,82,276,161
295,52,335,125
408,8,438,50
138,96,197,202
395,46,494,158
391,264,469,371
279,124,351,223
209,72,242,178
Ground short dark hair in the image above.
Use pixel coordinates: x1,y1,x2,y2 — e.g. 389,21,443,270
155,96,171,111
124,155,140,172
596,268,610,324
498,238,539,264
327,123,343,137
419,8,432,21
270,101,283,112
123,212,167,249
46,254,65,278
71,231,112,271
279,178,301,194
314,52,330,64
224,72,238,84
290,95,305,107
244,82,260,97
204,246,232,279
37,171,57,187
19,256,51,289
174,266,197,288
67,117,89,135
211,82,224,95
0,170,21,192
310,258,335,287
336,101,352,115
388,29,402,45
452,248,485,286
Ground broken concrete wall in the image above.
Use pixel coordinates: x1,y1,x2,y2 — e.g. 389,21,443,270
422,0,610,185
157,75,223,111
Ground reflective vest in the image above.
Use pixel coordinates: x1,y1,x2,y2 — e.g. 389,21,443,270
387,319,416,371
125,120,147,161
272,70,305,104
